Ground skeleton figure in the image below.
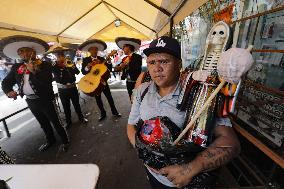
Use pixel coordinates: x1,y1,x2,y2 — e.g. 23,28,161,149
177,21,235,147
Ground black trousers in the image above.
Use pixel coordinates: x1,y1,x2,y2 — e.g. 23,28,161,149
58,87,84,124
145,168,217,189
126,80,136,99
95,83,119,115
111,71,116,78
26,98,69,144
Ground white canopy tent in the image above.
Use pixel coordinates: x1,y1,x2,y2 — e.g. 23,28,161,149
0,0,208,43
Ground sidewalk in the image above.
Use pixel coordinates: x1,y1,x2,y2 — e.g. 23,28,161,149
0,79,150,189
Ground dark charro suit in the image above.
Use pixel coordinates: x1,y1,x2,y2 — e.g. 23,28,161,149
120,53,142,98
2,62,54,100
1,61,68,144
52,64,85,125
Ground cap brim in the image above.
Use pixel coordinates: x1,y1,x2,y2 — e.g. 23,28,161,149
143,47,181,59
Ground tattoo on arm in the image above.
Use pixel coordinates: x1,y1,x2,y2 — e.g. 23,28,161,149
180,164,192,176
200,146,238,171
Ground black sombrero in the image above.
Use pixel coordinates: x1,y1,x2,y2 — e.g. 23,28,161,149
46,44,75,55
115,37,141,51
78,39,107,52
0,35,49,59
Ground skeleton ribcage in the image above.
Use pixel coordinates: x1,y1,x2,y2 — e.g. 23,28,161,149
202,52,220,72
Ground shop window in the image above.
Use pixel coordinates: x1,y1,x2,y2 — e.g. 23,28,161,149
172,0,284,188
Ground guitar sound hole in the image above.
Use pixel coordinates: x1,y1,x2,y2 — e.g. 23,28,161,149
84,79,93,85
93,69,100,75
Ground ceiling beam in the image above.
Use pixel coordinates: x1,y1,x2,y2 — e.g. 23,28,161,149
143,0,171,17
103,1,157,34
57,1,103,36
87,2,151,41
170,0,188,20
115,19,151,39
87,19,150,41
87,21,114,40
102,1,118,19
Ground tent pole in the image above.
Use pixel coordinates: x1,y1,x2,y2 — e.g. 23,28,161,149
103,1,118,19
157,0,188,35
57,1,103,36
143,0,171,17
169,18,173,37
87,21,114,40
103,1,156,33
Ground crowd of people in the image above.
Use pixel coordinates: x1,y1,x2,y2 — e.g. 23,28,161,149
0,25,254,188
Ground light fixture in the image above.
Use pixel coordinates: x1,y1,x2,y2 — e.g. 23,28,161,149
114,19,121,27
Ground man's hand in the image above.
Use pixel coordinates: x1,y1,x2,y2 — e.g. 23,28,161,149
7,91,18,100
25,62,36,73
127,124,136,148
158,163,197,188
87,59,101,69
86,62,94,69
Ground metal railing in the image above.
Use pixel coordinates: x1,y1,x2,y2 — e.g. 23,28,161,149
0,107,29,137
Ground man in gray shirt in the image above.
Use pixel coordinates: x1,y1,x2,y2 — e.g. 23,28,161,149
127,36,241,188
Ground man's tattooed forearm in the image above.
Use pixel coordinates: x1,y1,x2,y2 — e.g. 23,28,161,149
203,150,216,158
201,146,238,171
180,163,192,176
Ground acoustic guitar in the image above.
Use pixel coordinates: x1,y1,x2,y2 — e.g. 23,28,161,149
78,50,117,96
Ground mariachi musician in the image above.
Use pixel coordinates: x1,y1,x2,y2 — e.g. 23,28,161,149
47,46,88,128
79,39,121,121
114,37,142,99
0,35,69,152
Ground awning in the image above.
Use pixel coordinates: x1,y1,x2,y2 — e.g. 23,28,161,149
0,0,208,43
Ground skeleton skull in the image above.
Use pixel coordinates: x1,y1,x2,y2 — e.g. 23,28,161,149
199,21,231,74
209,24,228,45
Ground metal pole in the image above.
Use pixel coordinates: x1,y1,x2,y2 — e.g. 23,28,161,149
2,120,11,138
144,0,171,17
157,0,188,34
169,18,173,37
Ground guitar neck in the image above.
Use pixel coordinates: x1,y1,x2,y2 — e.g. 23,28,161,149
104,55,112,63
105,50,117,62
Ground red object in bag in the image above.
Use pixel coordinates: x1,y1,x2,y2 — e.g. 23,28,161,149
140,118,163,145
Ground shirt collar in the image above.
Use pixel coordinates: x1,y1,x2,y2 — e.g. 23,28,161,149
91,55,97,60
127,52,133,57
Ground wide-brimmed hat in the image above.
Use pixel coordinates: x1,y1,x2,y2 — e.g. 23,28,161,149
0,35,49,59
46,44,75,55
78,39,107,52
115,37,141,51
143,36,181,59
